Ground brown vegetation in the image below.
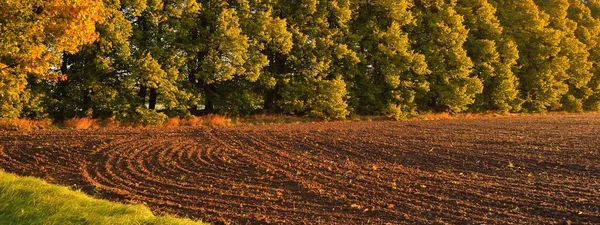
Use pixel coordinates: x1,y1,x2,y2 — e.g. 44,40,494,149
0,119,53,132
62,118,100,130
203,114,231,127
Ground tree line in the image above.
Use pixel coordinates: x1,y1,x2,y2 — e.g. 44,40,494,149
2,0,600,123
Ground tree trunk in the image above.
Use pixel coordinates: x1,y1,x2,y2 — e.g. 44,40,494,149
139,85,147,106
60,52,68,75
203,84,217,112
204,93,214,112
82,89,92,116
149,88,157,110
263,52,286,113
264,90,275,112
54,52,70,120
264,84,281,113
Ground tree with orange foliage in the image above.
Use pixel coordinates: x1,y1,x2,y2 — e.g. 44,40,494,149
0,0,105,118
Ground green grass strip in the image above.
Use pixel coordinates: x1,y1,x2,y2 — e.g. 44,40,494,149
0,170,207,225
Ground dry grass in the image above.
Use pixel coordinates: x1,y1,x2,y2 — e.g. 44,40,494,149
417,112,455,121
62,118,100,130
204,114,231,127
179,114,233,127
2,112,594,131
412,112,518,121
100,118,122,128
183,116,204,127
235,114,319,125
182,115,232,127
0,119,53,132
164,117,182,127
1,115,232,131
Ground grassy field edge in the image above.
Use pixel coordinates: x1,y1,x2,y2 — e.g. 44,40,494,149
0,170,207,225
4,112,599,132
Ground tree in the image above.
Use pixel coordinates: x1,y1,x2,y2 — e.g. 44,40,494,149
412,0,483,113
273,0,357,119
456,0,522,112
573,0,600,111
0,0,105,118
207,0,293,115
350,0,429,119
130,0,200,116
492,0,569,112
588,0,600,18
49,0,137,120
180,0,292,115
535,0,594,112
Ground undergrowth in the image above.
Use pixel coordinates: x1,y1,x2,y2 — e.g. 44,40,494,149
0,111,592,131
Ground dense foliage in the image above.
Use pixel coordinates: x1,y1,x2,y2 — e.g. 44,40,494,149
2,0,600,121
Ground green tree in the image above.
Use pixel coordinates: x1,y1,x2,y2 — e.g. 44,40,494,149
574,0,600,110
130,0,200,116
456,0,522,112
51,0,199,122
535,0,594,112
181,0,292,116
493,0,570,112
50,0,137,120
412,0,483,113
350,0,429,119
273,0,357,119
207,0,293,115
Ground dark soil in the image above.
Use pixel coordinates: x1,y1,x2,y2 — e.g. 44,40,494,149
1,114,599,224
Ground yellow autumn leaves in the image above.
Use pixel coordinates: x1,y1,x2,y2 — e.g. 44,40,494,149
0,0,106,118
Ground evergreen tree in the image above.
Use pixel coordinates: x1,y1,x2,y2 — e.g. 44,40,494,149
456,0,522,112
412,0,483,113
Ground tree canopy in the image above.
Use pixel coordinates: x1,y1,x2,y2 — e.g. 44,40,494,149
2,0,600,122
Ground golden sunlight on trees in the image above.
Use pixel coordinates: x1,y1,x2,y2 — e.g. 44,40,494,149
0,0,105,118
2,0,600,122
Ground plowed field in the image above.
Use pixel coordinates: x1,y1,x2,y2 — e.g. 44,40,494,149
1,114,599,224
